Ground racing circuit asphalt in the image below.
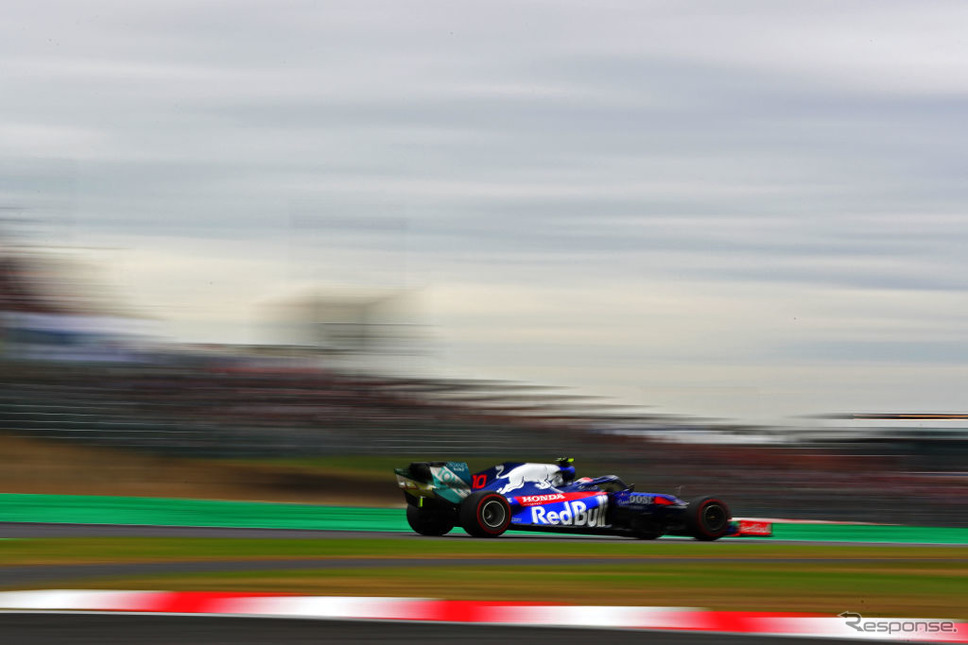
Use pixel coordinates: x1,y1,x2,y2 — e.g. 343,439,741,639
0,614,875,645
0,520,957,545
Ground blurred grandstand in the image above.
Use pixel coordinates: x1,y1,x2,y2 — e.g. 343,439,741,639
0,245,965,526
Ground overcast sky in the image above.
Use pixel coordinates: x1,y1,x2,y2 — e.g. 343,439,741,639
2,1,967,423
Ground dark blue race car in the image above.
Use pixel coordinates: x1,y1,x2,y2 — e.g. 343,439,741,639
394,458,732,540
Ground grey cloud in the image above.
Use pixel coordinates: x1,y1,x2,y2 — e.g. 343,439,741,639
778,340,968,365
2,0,968,418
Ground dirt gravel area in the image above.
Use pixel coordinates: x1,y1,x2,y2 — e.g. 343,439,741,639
0,434,397,506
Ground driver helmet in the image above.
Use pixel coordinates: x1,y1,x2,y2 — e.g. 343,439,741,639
556,457,576,484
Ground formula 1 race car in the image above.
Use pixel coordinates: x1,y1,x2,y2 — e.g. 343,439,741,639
394,458,733,540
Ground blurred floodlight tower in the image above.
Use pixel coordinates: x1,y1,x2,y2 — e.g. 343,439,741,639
260,287,425,373
270,208,421,370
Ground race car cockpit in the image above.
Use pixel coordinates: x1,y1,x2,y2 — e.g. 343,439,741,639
570,474,632,493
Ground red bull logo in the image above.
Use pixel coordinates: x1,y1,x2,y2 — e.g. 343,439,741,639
529,496,607,527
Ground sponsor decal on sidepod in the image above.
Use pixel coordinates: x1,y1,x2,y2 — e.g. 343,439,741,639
513,491,601,507
527,494,608,528
517,493,566,505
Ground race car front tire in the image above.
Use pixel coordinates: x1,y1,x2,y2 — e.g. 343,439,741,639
459,491,511,538
406,502,456,536
685,496,731,541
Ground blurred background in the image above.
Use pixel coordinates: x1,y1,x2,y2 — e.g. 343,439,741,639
1,1,966,526
0,236,965,526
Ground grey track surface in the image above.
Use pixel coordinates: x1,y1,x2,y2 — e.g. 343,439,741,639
0,522,957,547
0,614,877,645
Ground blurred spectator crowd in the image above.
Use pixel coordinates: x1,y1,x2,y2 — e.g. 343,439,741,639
0,359,964,526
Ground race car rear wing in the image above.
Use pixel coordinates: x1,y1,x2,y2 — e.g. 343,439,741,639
395,461,472,505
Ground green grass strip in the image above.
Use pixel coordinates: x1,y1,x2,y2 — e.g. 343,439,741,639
0,493,410,532
774,523,968,545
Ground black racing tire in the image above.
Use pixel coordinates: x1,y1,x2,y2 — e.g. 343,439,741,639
685,496,730,541
406,502,456,536
459,491,511,538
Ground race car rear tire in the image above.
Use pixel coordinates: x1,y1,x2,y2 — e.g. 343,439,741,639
406,503,456,536
685,496,730,541
459,491,511,538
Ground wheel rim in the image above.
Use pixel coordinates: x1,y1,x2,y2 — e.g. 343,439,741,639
480,498,507,529
702,503,727,532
